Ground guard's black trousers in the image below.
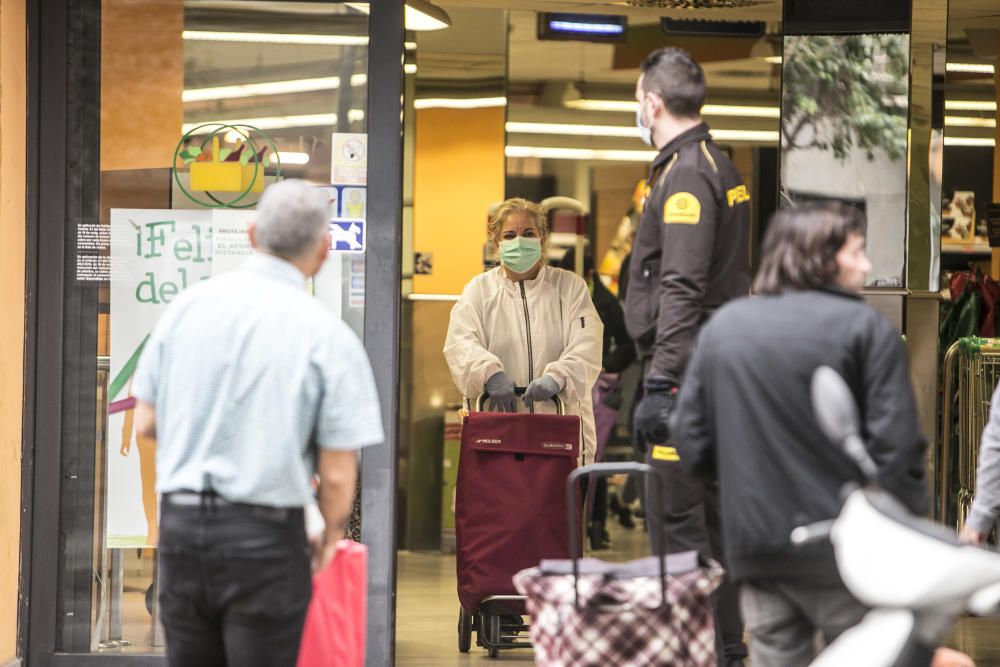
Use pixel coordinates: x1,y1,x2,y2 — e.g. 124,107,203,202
158,496,311,667
644,454,748,666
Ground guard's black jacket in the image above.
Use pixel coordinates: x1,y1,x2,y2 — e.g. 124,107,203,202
671,288,930,585
624,123,751,384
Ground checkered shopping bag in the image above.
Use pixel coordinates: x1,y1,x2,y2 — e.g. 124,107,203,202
513,462,724,667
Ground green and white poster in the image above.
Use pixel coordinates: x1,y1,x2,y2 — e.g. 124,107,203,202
105,202,346,546
107,209,215,547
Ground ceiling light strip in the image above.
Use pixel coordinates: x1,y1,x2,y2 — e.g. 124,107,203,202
414,97,507,109
944,137,996,147
183,76,343,102
506,146,655,161
506,122,779,143
945,116,997,128
564,98,779,118
268,152,310,165
182,110,365,134
945,100,998,112
182,30,368,46
946,63,995,74
346,2,451,31
406,293,461,301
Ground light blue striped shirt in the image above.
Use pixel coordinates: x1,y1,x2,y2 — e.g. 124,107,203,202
132,253,383,507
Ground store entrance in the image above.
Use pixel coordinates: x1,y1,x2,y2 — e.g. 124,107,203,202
392,3,781,664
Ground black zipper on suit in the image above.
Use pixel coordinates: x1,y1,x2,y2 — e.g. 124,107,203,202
519,281,535,414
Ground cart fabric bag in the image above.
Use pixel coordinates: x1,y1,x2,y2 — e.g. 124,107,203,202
513,462,724,667
514,553,723,667
297,539,367,667
456,409,580,613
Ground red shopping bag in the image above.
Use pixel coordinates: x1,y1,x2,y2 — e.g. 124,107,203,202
297,540,367,667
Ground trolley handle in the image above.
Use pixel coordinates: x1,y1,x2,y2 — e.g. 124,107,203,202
566,463,668,609
475,388,564,415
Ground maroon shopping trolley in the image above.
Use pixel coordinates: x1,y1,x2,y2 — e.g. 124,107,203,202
456,390,580,659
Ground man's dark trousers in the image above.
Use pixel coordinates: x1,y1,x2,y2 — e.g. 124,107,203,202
158,496,311,667
645,455,747,666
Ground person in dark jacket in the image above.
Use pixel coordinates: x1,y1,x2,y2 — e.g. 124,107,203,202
561,248,636,374
623,46,751,666
560,248,635,548
671,203,930,667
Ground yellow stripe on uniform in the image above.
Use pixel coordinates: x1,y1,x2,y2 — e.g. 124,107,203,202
700,141,719,174
651,445,681,461
663,192,701,225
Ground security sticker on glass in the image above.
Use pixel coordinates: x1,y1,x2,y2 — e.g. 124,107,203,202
663,192,701,225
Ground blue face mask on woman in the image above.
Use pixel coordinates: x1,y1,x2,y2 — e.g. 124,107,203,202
499,236,542,274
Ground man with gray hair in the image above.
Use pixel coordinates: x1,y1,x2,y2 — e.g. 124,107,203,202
131,179,383,666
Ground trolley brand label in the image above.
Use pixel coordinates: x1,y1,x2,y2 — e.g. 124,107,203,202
542,442,574,451
475,438,502,446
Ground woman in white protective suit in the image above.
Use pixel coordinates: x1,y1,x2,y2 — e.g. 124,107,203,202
444,197,603,465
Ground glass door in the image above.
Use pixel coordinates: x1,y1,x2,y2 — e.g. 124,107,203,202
29,1,387,661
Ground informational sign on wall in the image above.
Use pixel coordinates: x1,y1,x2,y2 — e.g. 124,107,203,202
331,133,368,186
211,210,255,276
107,209,214,547
328,185,367,219
349,256,366,308
330,219,366,253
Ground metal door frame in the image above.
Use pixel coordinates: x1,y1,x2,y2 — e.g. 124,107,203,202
21,1,405,665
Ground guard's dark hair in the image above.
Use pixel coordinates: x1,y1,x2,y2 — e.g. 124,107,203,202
639,48,706,119
753,203,867,295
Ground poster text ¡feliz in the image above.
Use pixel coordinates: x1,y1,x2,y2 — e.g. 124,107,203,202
133,220,211,305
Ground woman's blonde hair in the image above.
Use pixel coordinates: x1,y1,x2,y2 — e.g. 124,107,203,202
487,198,548,245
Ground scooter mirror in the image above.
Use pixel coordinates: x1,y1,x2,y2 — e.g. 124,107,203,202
811,366,880,483
811,366,861,445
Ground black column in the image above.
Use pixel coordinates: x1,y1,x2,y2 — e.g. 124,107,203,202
362,2,404,665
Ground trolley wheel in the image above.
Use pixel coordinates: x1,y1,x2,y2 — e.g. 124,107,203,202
458,608,473,653
487,613,502,658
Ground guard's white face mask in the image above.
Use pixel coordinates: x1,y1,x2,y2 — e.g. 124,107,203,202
636,98,654,147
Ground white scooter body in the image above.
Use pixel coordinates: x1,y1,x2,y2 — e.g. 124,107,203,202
833,489,1000,610
803,367,1000,666
810,488,1000,666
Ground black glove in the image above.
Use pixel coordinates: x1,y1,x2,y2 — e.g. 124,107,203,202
635,375,678,444
484,371,516,412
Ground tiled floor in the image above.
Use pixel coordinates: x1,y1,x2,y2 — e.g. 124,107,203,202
93,522,1000,665
395,521,1000,666
395,520,649,665
949,617,1000,666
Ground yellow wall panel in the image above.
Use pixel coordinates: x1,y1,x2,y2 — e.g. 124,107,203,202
0,0,26,660
413,107,505,294
101,0,183,171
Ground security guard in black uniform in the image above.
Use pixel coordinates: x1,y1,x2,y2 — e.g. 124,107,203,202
623,47,751,666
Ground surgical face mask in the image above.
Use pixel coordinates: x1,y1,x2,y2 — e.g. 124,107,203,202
636,99,653,147
498,236,542,274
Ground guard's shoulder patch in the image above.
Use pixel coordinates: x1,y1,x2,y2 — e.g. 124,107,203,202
663,191,701,225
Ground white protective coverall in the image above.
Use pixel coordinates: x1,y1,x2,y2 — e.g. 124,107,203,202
444,264,603,464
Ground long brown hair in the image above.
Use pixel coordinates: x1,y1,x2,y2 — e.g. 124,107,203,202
753,203,867,295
